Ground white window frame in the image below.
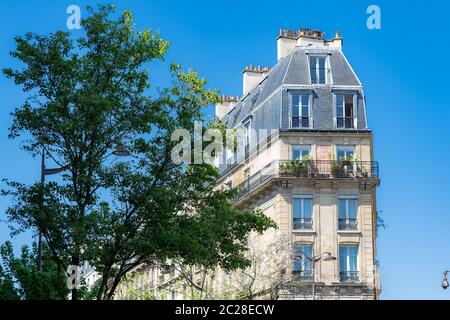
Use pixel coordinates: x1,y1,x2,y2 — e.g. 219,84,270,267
292,145,311,160
309,55,330,85
292,195,314,231
290,93,312,129
335,94,357,129
339,245,359,273
243,120,251,147
336,146,356,174
336,145,355,160
338,197,358,219
293,243,313,272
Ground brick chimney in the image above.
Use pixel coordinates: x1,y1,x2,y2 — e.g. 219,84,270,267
277,28,343,60
215,95,239,119
242,65,270,96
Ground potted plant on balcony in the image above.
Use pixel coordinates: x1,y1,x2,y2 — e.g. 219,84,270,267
331,160,345,178
279,162,292,177
292,160,309,177
339,155,355,166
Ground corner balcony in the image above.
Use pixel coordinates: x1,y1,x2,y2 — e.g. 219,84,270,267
232,160,379,204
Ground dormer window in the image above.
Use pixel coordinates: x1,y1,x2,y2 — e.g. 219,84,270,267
336,95,355,129
309,56,328,84
291,94,311,128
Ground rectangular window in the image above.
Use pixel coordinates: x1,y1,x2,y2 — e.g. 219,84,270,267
291,95,310,128
336,146,356,174
292,145,311,160
336,146,354,161
293,197,313,230
293,244,313,280
339,245,359,282
244,121,251,148
244,120,251,161
310,56,327,84
338,198,358,230
336,95,354,129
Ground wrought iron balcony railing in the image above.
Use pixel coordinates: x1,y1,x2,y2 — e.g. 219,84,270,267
338,218,358,230
232,160,379,203
293,270,314,281
339,271,359,283
293,218,313,230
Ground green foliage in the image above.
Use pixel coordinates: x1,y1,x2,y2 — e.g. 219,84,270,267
0,256,20,300
338,156,355,166
0,241,68,300
331,161,345,177
2,5,276,300
279,161,309,177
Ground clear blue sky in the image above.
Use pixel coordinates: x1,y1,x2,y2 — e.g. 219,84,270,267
1,0,449,300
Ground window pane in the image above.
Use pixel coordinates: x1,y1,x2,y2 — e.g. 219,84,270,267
318,58,325,68
348,199,357,219
310,58,317,84
294,146,310,159
292,96,299,117
336,105,343,117
339,246,347,271
292,95,300,107
297,245,313,271
337,150,346,160
301,106,309,117
303,199,312,218
345,118,354,129
301,118,309,128
301,148,310,158
319,67,326,84
345,95,353,128
301,95,309,106
338,199,347,219
304,245,313,257
345,95,353,109
337,148,354,159
293,147,301,160
349,247,358,271
336,95,344,106
345,101,353,117
292,117,300,128
337,118,344,128
293,199,301,218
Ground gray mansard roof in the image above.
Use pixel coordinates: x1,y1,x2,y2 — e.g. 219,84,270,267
221,47,368,132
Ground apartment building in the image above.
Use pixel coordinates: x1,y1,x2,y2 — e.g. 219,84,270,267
215,28,381,300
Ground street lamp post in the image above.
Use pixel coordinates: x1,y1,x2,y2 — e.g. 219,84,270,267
37,144,130,271
37,147,71,271
292,250,336,300
442,271,450,290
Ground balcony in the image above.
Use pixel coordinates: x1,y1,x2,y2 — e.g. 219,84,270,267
338,218,358,231
293,270,314,281
293,218,313,230
232,160,379,203
340,271,359,283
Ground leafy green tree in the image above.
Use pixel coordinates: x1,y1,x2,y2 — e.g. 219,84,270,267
0,254,19,300
2,5,275,300
0,241,68,300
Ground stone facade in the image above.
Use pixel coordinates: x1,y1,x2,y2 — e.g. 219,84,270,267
215,28,381,300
